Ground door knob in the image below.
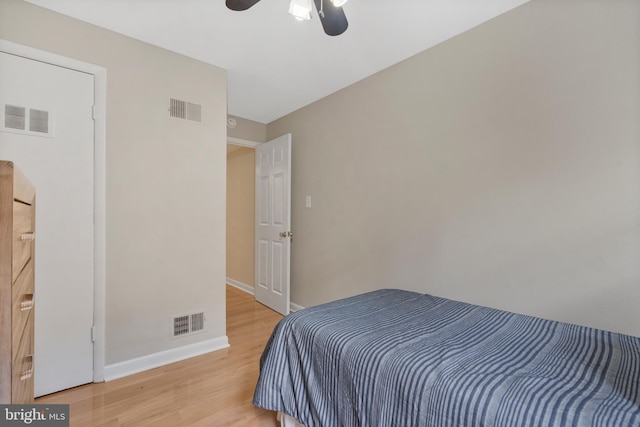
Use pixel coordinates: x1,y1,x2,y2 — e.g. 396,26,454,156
279,231,294,238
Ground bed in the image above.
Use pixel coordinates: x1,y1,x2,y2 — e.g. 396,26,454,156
253,289,640,426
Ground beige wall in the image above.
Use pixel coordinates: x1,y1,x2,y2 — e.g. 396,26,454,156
0,0,228,364
227,115,267,143
227,146,255,287
268,0,640,337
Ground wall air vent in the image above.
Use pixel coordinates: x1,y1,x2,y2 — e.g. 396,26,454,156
2,103,54,138
191,312,204,332
173,312,206,337
169,98,202,122
5,105,26,130
29,108,49,133
173,315,190,337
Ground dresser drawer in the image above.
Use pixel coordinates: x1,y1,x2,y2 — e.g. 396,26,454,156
1,161,36,405
11,315,34,404
12,202,34,283
12,260,34,353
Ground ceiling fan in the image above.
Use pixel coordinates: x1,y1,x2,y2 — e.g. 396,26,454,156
225,0,349,36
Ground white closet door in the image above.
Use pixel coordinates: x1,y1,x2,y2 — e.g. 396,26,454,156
0,51,95,396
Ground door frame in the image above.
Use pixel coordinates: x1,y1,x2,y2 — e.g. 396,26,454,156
227,136,260,149
0,39,107,382
226,136,260,294
227,136,298,312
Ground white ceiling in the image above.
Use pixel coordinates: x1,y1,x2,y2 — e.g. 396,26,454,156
25,0,529,124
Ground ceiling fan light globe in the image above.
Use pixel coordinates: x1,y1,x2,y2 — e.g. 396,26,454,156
330,0,348,7
288,0,313,21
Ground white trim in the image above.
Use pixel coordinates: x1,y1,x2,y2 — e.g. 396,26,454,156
226,278,254,295
104,336,230,381
0,40,103,76
226,278,305,312
0,40,107,383
290,302,305,313
227,136,261,148
93,66,107,383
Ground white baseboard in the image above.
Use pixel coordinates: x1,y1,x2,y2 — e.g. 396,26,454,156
104,336,229,381
290,302,305,313
226,277,305,313
226,278,254,295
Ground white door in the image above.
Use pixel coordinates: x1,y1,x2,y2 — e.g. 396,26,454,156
0,52,95,396
255,134,291,315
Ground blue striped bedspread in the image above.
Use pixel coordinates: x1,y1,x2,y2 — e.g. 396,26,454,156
253,289,640,426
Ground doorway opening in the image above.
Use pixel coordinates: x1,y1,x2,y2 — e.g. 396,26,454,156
226,139,257,294
226,134,292,315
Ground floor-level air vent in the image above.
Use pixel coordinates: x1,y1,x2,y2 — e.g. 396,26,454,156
169,98,202,122
173,315,190,337
191,312,204,332
173,312,206,337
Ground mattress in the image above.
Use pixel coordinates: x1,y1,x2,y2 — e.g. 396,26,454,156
253,289,640,426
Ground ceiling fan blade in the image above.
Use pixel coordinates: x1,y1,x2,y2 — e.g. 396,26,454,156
226,0,261,11
313,0,348,36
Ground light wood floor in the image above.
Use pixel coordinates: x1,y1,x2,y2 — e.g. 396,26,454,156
36,285,284,426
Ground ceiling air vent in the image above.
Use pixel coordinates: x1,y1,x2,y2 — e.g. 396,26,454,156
169,98,202,122
173,312,206,337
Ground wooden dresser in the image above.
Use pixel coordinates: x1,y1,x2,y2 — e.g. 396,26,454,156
0,161,35,404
